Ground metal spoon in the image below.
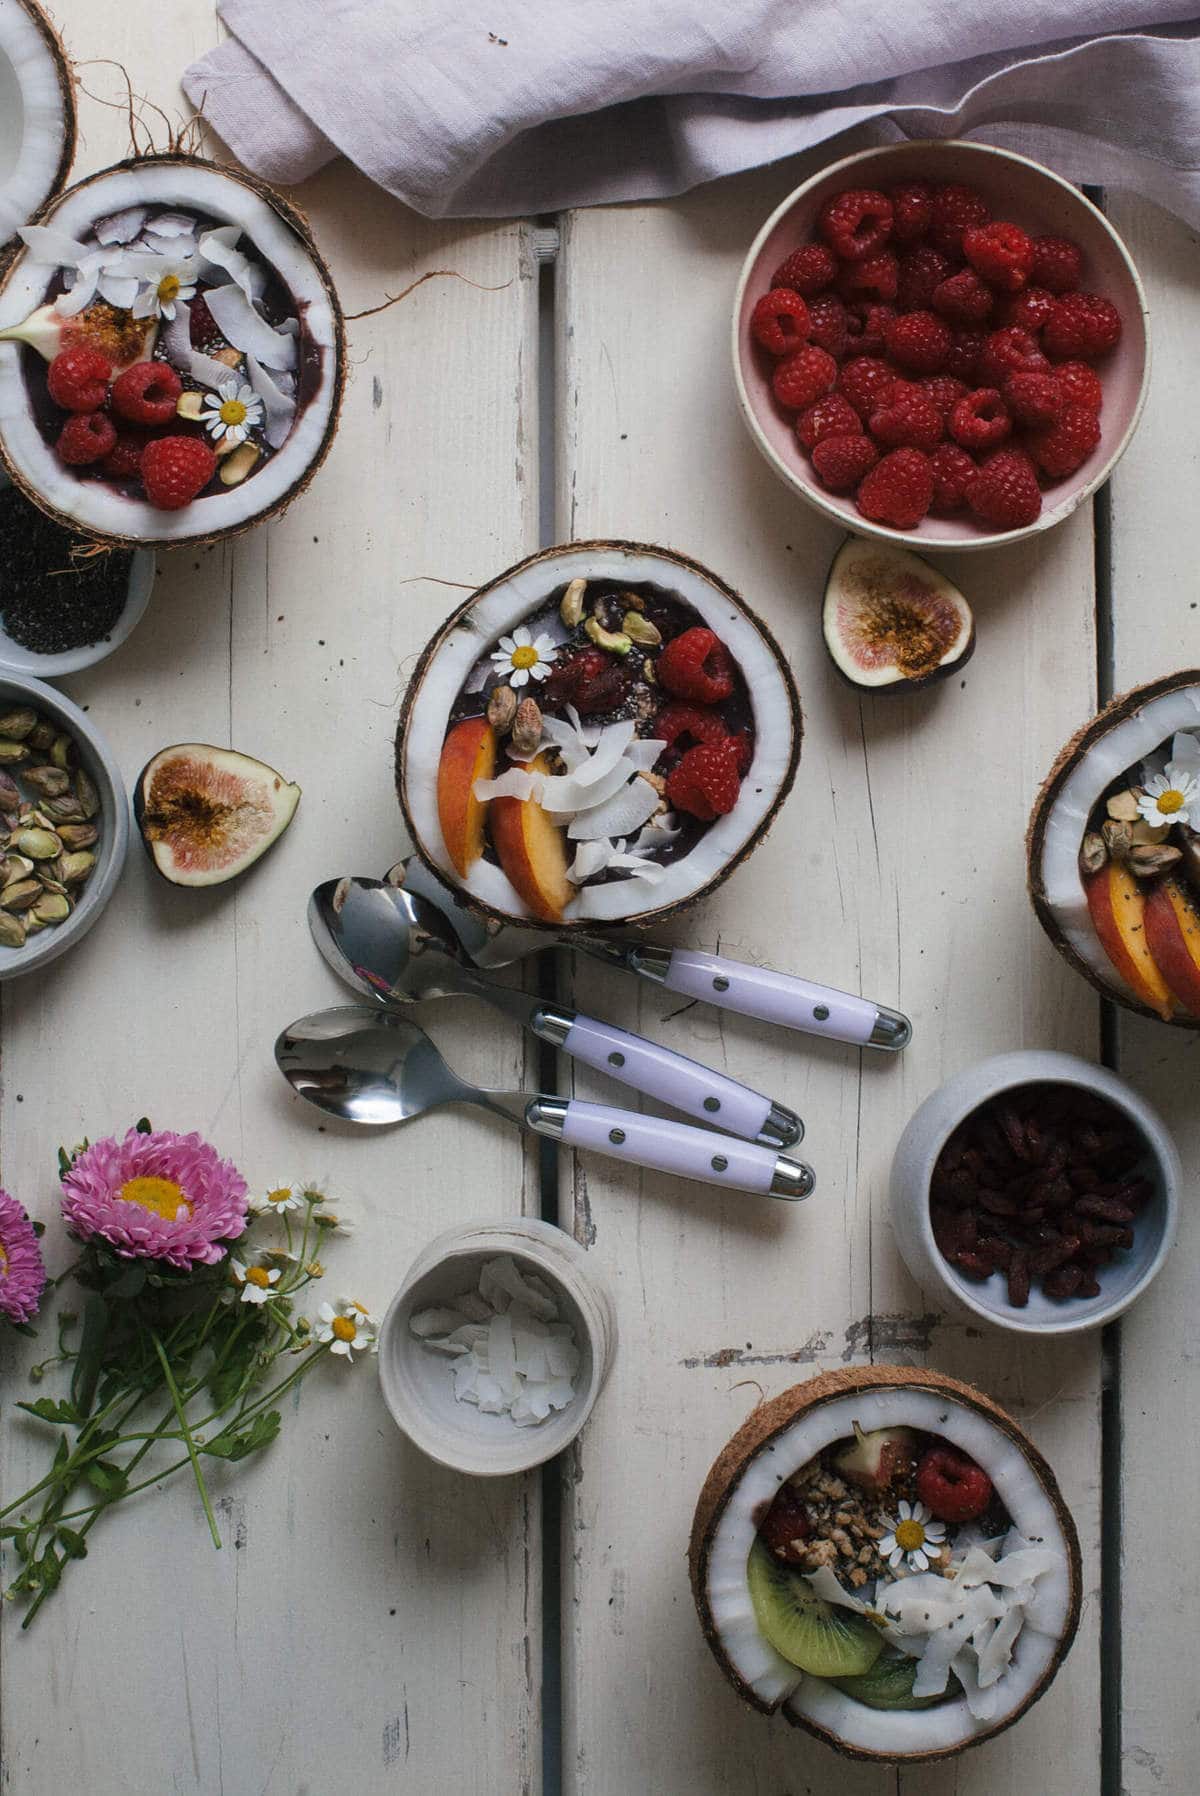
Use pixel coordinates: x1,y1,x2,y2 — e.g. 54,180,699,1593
309,876,803,1149
275,1007,814,1200
393,856,912,1050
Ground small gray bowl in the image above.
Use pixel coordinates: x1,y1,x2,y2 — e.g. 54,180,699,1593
890,1050,1178,1336
0,671,129,980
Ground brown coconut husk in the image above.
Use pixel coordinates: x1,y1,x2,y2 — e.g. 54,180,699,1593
1027,668,1200,1030
393,537,804,935
0,151,345,550
0,0,77,264
689,1364,1082,1762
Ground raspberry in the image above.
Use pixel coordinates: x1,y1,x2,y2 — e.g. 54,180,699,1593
979,325,1048,387
545,647,628,715
817,187,894,262
869,380,944,451
928,443,976,514
657,627,736,704
915,1446,992,1523
772,243,837,295
1031,235,1083,294
1002,285,1056,335
47,346,112,413
750,288,811,356
101,430,149,481
962,221,1035,292
1056,360,1103,411
884,310,952,375
806,294,851,359
1043,292,1122,359
966,448,1042,530
810,432,879,493
896,246,952,312
55,412,117,465
949,387,1012,452
855,447,934,529
932,269,994,326
889,180,934,243
1027,402,1102,478
930,183,990,255
772,344,837,411
665,739,741,821
838,355,896,418
920,375,968,417
836,251,898,304
844,301,896,357
654,701,728,753
944,329,986,382
795,392,860,449
140,435,217,510
1004,368,1064,426
728,730,754,775
111,359,183,425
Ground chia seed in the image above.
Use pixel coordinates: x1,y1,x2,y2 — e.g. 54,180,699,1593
0,485,130,653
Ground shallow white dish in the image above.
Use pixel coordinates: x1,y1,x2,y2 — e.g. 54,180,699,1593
0,537,154,677
378,1216,616,1477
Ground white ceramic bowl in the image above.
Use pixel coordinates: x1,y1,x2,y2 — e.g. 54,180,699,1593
0,528,154,676
378,1217,616,1476
0,669,129,979
890,1050,1178,1335
733,140,1151,550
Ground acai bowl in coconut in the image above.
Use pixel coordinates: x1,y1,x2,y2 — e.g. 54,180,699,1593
0,153,344,547
397,542,801,931
689,1366,1080,1763
0,0,75,253
1028,670,1200,1026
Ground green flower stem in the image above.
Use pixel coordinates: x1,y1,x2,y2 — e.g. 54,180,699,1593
150,1331,221,1551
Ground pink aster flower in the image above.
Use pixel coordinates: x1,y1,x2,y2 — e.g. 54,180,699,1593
0,1190,46,1324
61,1128,249,1269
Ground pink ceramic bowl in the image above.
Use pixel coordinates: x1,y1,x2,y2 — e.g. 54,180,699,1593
732,140,1150,551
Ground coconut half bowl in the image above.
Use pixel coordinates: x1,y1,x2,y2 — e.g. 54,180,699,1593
689,1365,1081,1763
1028,670,1200,1028
0,0,75,255
0,153,345,549
396,540,802,933
733,139,1150,551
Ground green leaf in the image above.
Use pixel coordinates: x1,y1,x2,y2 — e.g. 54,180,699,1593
202,1409,281,1462
36,1548,61,1592
105,1263,147,1301
51,1437,70,1472
56,1527,87,1560
134,1117,152,1135
16,1398,81,1425
70,1289,109,1419
84,1460,128,1497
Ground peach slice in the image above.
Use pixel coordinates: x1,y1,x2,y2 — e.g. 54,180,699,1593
437,717,496,877
1144,879,1200,1018
490,751,572,923
1083,860,1174,1020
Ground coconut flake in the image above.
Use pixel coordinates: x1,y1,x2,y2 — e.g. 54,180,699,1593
199,224,267,302
567,775,663,841
95,206,148,245
473,768,542,804
18,224,94,266
410,1306,467,1339
144,211,199,239
409,1256,578,1428
204,282,298,371
246,354,297,449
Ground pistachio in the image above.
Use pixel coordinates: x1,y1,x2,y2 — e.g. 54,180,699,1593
40,794,84,823
22,765,70,799
49,733,77,772
1,879,42,912
584,616,633,655
176,390,205,421
0,740,30,765
31,892,71,925
1,855,34,885
0,708,37,740
1106,789,1141,824
486,685,518,735
26,720,55,753
510,698,543,758
0,913,26,948
559,578,587,629
22,914,46,935
1129,843,1183,879
57,823,98,852
1102,819,1133,861
74,770,100,820
1079,831,1108,876
0,771,20,813
1130,819,1170,846
14,828,62,861
57,852,95,886
219,442,261,486
38,873,68,897
623,610,662,646
643,660,656,684
214,346,242,368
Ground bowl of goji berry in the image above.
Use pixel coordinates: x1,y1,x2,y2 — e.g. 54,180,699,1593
890,1050,1178,1335
733,140,1150,549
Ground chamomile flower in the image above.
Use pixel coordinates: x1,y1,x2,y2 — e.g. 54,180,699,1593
130,254,198,321
1138,766,1200,830
312,1207,354,1237
201,379,264,447
258,1183,303,1214
234,1263,282,1306
879,1499,946,1573
315,1298,377,1357
490,625,557,688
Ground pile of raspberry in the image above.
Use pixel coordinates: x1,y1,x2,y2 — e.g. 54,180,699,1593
652,627,752,822
750,180,1120,532
41,343,218,511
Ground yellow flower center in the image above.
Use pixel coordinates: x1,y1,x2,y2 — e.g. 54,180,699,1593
157,274,181,303
244,1266,272,1288
331,1315,357,1343
219,398,248,427
118,1176,190,1221
0,1242,8,1274
510,645,538,669
266,1187,293,1207
895,1518,926,1551
1155,789,1185,815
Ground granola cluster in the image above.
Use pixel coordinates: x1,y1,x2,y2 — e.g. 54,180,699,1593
786,1459,945,1589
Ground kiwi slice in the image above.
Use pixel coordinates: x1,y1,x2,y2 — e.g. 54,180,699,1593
833,1651,957,1711
747,1539,883,1678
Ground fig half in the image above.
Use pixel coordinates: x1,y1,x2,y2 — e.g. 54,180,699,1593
823,538,974,692
135,744,300,886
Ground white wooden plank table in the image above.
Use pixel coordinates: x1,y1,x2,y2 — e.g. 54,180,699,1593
2,12,1195,1792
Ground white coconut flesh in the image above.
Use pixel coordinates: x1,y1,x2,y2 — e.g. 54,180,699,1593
0,161,340,543
0,0,72,249
824,538,973,689
402,545,797,924
704,1386,1074,1757
1035,682,1200,1006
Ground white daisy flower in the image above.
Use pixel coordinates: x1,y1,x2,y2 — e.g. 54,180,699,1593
315,1299,377,1357
233,1263,282,1306
254,1183,303,1214
200,378,264,447
878,1499,947,1573
1138,766,1199,830
130,254,199,321
490,625,558,689
312,1206,354,1236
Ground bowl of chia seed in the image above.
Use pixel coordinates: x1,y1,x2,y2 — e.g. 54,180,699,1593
0,478,154,677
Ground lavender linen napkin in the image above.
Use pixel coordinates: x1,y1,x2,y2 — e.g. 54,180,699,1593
183,2,1200,223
